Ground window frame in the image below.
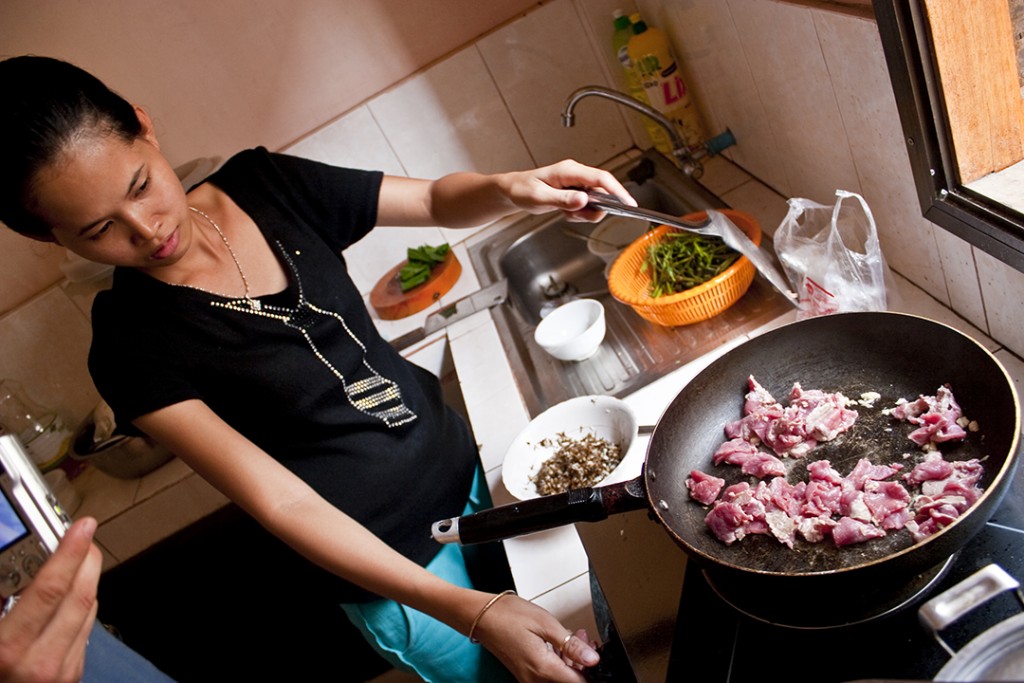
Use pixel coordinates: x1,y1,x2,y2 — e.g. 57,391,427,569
873,0,1024,273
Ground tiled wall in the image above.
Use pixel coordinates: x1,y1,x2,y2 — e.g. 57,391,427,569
0,0,639,432
643,0,1024,357
3,0,1023,437
0,0,543,170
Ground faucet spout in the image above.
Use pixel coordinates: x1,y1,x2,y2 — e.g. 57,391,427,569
561,85,702,177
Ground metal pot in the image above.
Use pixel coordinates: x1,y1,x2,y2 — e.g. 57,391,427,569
70,407,174,479
433,312,1021,600
920,564,1024,681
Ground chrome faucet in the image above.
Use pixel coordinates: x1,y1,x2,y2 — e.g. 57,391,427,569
561,85,704,178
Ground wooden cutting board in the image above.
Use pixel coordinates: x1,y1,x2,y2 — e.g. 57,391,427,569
369,250,462,320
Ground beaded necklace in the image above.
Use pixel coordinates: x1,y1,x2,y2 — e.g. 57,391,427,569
184,207,417,428
188,206,261,310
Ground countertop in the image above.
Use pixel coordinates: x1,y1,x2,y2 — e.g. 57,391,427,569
442,155,1024,680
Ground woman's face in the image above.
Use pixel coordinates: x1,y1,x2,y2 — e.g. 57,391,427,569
28,116,195,272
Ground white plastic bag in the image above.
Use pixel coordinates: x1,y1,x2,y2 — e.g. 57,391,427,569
775,190,891,319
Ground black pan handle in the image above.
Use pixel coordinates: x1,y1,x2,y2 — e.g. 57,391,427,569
431,476,648,545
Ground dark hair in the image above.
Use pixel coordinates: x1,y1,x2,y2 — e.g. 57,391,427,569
0,55,142,237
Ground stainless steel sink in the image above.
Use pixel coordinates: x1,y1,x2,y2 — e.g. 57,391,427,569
468,149,792,417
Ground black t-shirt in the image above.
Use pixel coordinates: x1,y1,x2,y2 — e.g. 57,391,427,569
89,148,477,602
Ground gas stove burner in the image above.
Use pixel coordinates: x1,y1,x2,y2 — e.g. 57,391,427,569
701,553,958,630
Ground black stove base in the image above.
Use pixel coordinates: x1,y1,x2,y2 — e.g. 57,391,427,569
667,524,1024,682
702,553,956,630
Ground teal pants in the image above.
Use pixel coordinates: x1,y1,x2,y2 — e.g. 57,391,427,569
341,468,516,682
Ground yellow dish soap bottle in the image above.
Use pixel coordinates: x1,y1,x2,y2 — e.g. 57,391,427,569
628,18,706,149
612,11,641,97
612,11,672,156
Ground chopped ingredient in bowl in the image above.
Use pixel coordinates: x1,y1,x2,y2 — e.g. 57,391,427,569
641,231,739,297
531,431,623,496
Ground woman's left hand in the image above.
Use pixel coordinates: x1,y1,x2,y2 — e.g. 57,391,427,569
497,159,637,223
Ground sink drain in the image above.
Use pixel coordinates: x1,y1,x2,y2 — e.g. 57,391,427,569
541,275,575,299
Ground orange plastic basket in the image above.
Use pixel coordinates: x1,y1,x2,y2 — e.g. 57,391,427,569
607,209,761,327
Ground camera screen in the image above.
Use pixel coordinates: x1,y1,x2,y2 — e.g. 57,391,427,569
0,490,29,552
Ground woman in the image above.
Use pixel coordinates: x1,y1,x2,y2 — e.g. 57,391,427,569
0,55,636,682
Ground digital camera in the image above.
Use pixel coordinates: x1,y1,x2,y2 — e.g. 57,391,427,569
0,434,72,599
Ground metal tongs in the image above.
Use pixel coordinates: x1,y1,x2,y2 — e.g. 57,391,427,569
585,190,799,307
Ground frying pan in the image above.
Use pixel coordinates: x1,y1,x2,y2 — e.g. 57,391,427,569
431,312,1021,592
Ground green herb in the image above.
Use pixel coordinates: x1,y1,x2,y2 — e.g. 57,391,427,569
399,243,450,291
641,231,739,298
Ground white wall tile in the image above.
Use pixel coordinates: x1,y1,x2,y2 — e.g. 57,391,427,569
2,0,541,170
571,0,653,151
813,9,949,306
933,230,987,332
61,277,111,319
976,249,1024,358
615,19,755,191
135,457,195,501
655,0,790,196
719,179,789,238
698,156,753,198
369,47,535,179
94,474,229,563
649,0,1021,357
283,105,406,177
73,466,140,525
439,222,490,247
0,232,65,316
888,274,997,352
478,0,633,168
994,348,1024,402
0,287,99,430
729,0,862,203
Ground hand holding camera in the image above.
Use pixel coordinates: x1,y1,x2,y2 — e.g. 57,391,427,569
0,517,101,682
0,434,100,681
0,435,72,598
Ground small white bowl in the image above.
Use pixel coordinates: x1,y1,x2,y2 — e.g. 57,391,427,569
502,395,639,500
534,299,606,362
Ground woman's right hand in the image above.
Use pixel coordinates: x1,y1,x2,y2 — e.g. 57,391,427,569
0,517,102,683
472,592,600,682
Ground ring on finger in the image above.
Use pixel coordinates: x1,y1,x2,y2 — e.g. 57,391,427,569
558,633,573,655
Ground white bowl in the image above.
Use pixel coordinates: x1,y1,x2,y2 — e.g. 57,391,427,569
534,299,606,361
502,395,639,500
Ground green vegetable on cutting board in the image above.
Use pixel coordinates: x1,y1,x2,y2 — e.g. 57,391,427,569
399,243,451,291
641,230,739,298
